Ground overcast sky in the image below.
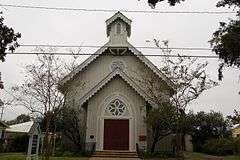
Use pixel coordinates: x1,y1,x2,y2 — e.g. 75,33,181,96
0,0,239,120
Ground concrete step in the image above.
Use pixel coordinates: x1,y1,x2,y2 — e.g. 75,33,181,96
94,151,137,154
92,150,139,158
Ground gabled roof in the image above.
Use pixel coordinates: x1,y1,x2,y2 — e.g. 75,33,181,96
6,121,33,133
127,42,175,91
106,11,132,37
106,11,132,26
59,42,175,92
78,68,157,108
58,42,110,89
6,121,40,134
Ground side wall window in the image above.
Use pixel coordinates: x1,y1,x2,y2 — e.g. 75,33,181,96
116,23,121,34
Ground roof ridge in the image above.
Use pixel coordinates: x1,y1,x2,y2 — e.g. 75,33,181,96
105,11,132,24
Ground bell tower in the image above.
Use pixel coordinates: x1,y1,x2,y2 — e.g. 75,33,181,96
106,12,131,46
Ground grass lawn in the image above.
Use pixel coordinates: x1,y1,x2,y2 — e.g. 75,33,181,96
223,155,240,160
0,152,239,160
0,153,26,160
0,153,89,160
184,152,240,160
146,152,240,160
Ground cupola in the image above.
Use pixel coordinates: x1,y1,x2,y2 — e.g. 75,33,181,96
106,12,132,46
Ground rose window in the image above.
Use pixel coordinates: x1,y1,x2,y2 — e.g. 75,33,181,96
107,99,126,116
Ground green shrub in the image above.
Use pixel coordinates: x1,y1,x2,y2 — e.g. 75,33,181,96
6,134,29,152
202,138,236,156
0,140,4,153
233,137,240,155
54,138,89,157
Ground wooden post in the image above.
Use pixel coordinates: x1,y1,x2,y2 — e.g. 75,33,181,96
26,134,40,160
36,134,40,156
40,134,44,155
26,134,33,160
52,134,56,156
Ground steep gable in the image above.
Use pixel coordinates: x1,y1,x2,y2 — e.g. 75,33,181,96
77,68,156,108
59,12,175,106
59,42,175,92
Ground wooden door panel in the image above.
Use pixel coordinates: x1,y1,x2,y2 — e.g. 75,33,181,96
104,119,129,150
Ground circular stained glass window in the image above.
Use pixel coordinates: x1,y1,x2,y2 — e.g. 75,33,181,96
107,99,126,116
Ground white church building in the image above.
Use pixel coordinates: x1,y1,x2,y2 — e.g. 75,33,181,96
59,12,174,152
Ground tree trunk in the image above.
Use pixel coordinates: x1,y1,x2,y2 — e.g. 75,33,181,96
175,133,184,159
150,139,158,154
42,114,51,160
181,133,186,151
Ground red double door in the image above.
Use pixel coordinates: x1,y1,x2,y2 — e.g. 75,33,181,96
104,119,129,150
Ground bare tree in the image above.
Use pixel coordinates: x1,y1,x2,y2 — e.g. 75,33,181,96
7,47,83,160
132,40,218,154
